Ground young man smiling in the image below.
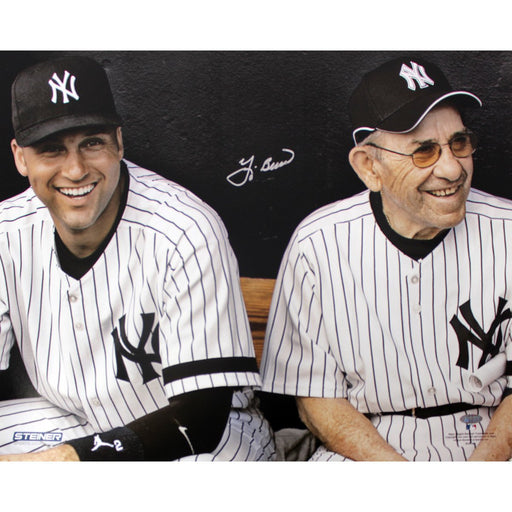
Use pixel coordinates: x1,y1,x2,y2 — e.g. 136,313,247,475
11,126,124,258
0,56,274,461
261,56,512,461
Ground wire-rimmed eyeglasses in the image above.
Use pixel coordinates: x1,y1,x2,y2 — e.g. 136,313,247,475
365,131,477,168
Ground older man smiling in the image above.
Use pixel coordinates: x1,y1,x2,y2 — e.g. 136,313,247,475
261,56,512,461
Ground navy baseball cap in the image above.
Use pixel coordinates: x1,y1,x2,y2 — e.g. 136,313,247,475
349,56,482,144
11,56,122,146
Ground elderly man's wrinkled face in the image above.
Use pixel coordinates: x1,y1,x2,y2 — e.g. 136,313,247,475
369,104,473,240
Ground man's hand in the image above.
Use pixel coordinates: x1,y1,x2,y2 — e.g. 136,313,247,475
0,444,79,461
468,394,512,461
297,396,407,461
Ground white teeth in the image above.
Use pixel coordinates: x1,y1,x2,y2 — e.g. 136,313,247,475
59,184,96,197
429,186,459,197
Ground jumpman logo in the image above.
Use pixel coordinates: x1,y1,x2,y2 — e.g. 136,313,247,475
91,434,124,452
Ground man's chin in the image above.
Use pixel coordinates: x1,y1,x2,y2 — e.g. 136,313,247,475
433,210,466,231
56,215,99,235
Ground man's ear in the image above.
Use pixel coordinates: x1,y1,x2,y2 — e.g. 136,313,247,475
10,139,29,177
115,127,124,160
348,145,382,192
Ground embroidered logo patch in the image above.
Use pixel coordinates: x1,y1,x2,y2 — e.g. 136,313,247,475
112,313,161,384
48,70,79,104
91,434,124,452
399,61,435,91
450,297,511,370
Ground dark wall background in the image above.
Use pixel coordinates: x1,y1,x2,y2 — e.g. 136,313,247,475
2,51,512,278
2,51,512,416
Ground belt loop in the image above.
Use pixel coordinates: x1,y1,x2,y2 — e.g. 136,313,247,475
411,407,416,418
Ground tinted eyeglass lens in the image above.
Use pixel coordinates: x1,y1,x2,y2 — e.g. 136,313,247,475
412,134,476,168
450,133,476,157
412,144,441,168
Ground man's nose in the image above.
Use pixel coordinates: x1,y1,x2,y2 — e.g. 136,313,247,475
432,146,467,181
61,149,88,181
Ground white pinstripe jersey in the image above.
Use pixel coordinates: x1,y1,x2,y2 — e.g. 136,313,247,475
261,188,512,413
0,160,260,433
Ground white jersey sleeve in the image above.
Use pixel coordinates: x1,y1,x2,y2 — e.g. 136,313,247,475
0,229,19,370
260,219,346,398
154,193,259,396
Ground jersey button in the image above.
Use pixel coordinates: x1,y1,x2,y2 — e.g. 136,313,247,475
427,387,437,395
69,294,78,303
413,304,422,314
410,275,419,284
75,322,84,330
91,398,101,406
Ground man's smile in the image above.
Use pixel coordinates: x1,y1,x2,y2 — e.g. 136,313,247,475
425,183,463,198
57,183,97,198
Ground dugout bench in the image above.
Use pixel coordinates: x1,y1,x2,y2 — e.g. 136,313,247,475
239,277,275,367
240,277,304,432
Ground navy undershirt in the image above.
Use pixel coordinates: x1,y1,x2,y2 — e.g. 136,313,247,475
369,191,450,260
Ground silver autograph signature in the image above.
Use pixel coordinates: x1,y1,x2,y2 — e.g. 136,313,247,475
226,148,295,187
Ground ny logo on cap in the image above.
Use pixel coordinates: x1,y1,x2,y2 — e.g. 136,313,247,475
399,61,435,91
48,70,80,104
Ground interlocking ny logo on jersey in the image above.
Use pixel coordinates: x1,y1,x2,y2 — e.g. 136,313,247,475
112,313,161,383
399,61,435,91
450,297,511,370
48,70,79,104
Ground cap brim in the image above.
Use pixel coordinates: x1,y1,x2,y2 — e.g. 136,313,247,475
15,113,123,146
353,90,482,144
378,90,482,133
